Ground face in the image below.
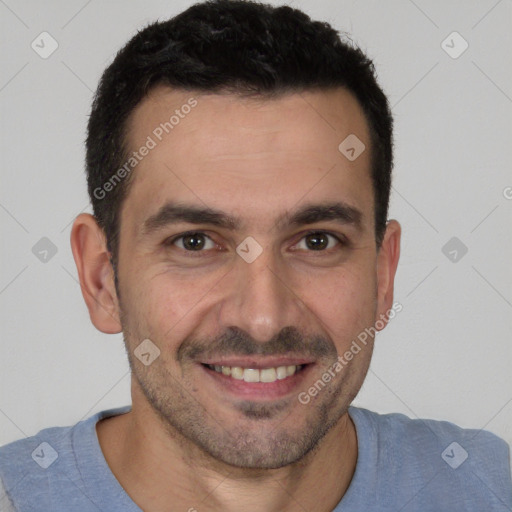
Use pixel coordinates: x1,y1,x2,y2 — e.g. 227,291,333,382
102,87,398,469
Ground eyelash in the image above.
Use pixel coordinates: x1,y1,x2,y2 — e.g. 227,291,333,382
165,230,348,256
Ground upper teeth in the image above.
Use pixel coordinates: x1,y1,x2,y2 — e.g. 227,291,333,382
208,364,301,383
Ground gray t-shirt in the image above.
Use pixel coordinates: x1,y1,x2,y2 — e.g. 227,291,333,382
0,405,511,511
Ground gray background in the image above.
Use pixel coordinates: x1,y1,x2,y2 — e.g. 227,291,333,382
1,0,511,452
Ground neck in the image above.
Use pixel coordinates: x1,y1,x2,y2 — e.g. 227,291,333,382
97,392,358,512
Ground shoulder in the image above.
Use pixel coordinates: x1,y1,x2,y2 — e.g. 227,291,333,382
0,406,130,511
348,407,512,510
0,421,77,511
352,406,510,455
0,473,16,512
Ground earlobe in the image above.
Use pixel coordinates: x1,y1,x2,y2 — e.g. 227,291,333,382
70,213,122,334
375,220,401,331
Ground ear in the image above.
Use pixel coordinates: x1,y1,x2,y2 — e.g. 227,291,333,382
375,220,401,331
70,213,122,334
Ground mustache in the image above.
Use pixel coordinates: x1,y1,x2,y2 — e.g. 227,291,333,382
177,326,337,362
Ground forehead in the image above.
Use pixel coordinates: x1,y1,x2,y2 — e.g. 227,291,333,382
120,86,373,236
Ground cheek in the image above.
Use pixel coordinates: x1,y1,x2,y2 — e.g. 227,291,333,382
128,269,223,344
301,268,378,348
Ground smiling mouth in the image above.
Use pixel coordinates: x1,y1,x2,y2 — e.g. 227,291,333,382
203,363,305,383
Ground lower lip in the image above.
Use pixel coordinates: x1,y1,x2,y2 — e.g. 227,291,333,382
201,364,313,401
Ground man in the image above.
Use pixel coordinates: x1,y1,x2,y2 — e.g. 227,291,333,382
0,0,510,510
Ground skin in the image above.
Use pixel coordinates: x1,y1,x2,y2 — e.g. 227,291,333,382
71,86,400,511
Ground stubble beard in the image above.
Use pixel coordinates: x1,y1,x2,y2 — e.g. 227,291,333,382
127,347,359,469
118,295,371,470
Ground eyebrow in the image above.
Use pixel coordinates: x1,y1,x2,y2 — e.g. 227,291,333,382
141,200,363,237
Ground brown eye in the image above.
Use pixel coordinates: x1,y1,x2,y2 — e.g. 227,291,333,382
295,232,342,251
305,232,329,250
173,232,215,251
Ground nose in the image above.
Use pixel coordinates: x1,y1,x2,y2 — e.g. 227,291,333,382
216,246,306,344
